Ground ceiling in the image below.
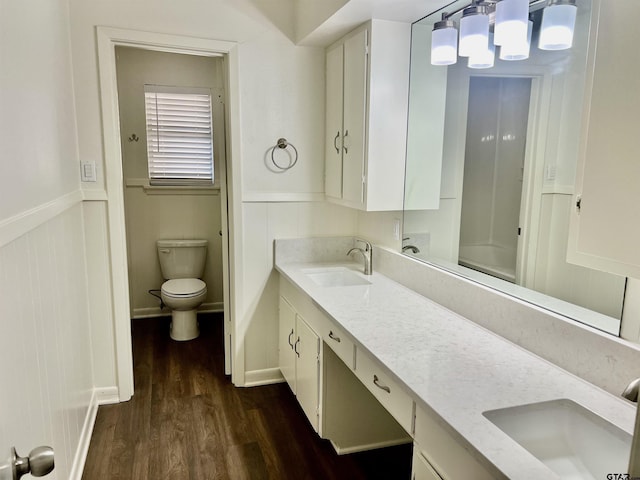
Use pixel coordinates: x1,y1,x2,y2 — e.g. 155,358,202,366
297,0,452,45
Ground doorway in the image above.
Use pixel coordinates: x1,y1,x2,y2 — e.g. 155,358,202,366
458,76,533,284
96,28,239,401
115,47,226,328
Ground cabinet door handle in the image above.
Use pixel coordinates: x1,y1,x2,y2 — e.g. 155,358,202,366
333,131,340,154
373,375,391,394
343,130,349,154
294,337,300,358
328,330,341,343
288,328,294,348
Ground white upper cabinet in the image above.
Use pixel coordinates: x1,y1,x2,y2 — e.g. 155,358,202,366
324,20,411,211
568,0,640,279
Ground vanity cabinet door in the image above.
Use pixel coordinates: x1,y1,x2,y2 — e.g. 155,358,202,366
412,448,443,480
323,20,410,212
325,42,344,200
278,294,321,432
413,404,498,480
278,296,297,392
295,317,321,432
324,28,367,207
341,28,368,206
568,0,640,278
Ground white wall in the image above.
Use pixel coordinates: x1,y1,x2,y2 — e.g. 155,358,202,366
0,0,79,220
115,47,225,316
0,0,95,478
242,202,357,378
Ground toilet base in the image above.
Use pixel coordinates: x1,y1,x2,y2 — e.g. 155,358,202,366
170,309,200,341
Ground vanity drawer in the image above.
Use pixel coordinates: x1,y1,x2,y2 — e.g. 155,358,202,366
414,404,498,480
354,348,414,433
321,321,355,369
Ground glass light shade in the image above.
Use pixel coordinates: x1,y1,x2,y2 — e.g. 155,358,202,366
500,20,533,61
431,25,458,66
459,9,490,57
494,0,529,46
539,2,577,50
468,33,495,69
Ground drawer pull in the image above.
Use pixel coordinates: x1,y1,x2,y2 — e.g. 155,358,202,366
373,375,391,394
294,337,300,358
288,329,294,348
328,330,341,343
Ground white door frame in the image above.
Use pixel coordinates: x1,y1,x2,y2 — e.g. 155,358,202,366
96,26,243,400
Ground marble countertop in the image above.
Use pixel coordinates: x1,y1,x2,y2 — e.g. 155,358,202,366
275,260,636,479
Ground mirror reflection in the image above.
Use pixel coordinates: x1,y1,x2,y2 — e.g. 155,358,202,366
402,0,627,335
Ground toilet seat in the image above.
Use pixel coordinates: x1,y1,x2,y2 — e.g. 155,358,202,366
161,278,206,298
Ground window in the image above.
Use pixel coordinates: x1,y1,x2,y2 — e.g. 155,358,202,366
144,86,214,185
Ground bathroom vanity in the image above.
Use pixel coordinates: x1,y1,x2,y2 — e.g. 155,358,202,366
275,237,636,480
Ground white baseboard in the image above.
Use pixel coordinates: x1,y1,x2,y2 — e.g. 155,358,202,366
96,386,120,405
68,389,100,480
243,367,285,387
132,302,223,319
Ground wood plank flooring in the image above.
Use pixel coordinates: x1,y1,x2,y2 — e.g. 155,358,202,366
82,314,412,479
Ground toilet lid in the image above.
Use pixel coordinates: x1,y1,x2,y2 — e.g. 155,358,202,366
162,279,206,297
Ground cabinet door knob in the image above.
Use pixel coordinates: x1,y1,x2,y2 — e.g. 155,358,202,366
373,375,391,394
333,131,340,154
328,330,341,343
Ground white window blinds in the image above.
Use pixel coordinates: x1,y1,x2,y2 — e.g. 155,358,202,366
144,86,214,185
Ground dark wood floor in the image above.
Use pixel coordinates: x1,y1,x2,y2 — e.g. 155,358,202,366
82,314,412,479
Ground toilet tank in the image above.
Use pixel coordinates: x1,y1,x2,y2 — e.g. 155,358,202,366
157,239,208,279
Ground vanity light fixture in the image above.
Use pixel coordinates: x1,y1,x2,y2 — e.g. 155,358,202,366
539,0,577,50
431,13,458,65
494,0,530,46
499,19,533,61
459,3,490,58
429,0,578,67
469,32,496,68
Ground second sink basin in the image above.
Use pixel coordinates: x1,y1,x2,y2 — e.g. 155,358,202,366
484,399,631,480
303,267,371,287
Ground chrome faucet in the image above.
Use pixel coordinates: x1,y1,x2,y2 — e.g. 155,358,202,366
623,378,640,402
402,244,420,254
347,239,373,275
622,378,640,476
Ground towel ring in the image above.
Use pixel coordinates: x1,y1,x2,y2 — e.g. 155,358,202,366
270,138,298,171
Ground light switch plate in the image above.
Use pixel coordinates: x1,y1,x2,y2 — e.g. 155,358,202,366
80,161,97,182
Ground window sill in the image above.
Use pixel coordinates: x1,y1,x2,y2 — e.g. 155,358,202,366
125,178,220,195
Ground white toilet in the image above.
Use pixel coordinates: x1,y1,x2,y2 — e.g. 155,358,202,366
157,239,208,341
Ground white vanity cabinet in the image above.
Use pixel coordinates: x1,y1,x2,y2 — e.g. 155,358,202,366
278,296,321,432
412,449,443,480
279,277,411,452
568,0,640,278
412,404,499,480
324,20,411,211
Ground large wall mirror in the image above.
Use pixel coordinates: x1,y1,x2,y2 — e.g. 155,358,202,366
402,0,627,335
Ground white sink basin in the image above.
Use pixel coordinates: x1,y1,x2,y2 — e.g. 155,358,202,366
484,399,631,480
303,267,371,287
